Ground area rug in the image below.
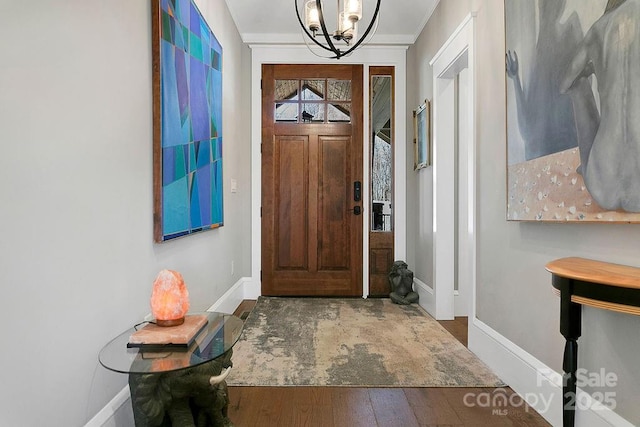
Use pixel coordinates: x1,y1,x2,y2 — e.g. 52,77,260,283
227,297,504,387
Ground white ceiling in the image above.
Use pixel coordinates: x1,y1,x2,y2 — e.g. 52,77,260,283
224,0,440,45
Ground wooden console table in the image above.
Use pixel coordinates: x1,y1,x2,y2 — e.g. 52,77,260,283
546,257,640,427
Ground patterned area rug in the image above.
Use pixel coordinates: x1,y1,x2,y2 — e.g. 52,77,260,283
227,297,504,387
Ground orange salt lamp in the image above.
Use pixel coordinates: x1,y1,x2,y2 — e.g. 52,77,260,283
150,269,190,327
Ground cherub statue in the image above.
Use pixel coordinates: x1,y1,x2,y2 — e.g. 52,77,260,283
388,260,419,305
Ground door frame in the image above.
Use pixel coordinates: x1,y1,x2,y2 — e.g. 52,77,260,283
249,46,408,298
424,14,476,320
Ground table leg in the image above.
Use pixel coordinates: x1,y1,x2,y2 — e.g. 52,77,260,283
558,277,581,427
562,339,578,427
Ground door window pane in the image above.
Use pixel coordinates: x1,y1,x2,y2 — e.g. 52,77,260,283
301,103,325,122
328,103,351,122
275,102,298,122
275,80,299,101
370,75,392,231
302,80,325,100
327,80,351,101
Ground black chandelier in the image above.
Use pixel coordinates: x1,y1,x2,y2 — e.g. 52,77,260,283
295,0,382,59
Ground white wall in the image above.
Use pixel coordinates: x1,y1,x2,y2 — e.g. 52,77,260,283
406,16,434,286
409,0,640,423
0,1,251,425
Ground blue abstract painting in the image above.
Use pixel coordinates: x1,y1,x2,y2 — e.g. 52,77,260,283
153,0,223,241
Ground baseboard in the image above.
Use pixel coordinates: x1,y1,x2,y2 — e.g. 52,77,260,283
469,317,634,427
206,277,253,314
413,278,435,317
86,277,254,427
242,277,261,300
84,387,131,427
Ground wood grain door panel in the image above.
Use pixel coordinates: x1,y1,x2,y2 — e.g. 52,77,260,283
318,135,351,271
275,135,308,271
369,232,394,295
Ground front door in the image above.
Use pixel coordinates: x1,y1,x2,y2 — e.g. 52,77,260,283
261,64,363,296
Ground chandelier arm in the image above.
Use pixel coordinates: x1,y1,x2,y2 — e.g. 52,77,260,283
316,0,341,58
294,0,335,53
346,4,380,55
302,31,339,59
342,0,381,57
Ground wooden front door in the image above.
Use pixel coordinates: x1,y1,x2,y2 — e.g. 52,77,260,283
261,64,363,296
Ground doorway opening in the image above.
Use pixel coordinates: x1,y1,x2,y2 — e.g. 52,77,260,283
427,15,476,320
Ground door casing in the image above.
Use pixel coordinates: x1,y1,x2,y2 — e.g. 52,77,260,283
425,15,477,320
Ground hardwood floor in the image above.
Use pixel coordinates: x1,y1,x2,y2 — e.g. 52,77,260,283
438,316,468,347
228,300,550,426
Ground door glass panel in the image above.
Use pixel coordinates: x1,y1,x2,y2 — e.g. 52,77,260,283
371,75,392,231
275,80,299,101
302,80,325,100
274,79,352,123
328,103,351,122
301,103,325,122
275,102,299,122
328,79,351,101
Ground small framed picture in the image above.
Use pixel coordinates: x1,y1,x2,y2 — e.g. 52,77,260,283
413,99,430,170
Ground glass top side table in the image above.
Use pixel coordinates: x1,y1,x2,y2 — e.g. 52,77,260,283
99,311,243,375
98,311,244,427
